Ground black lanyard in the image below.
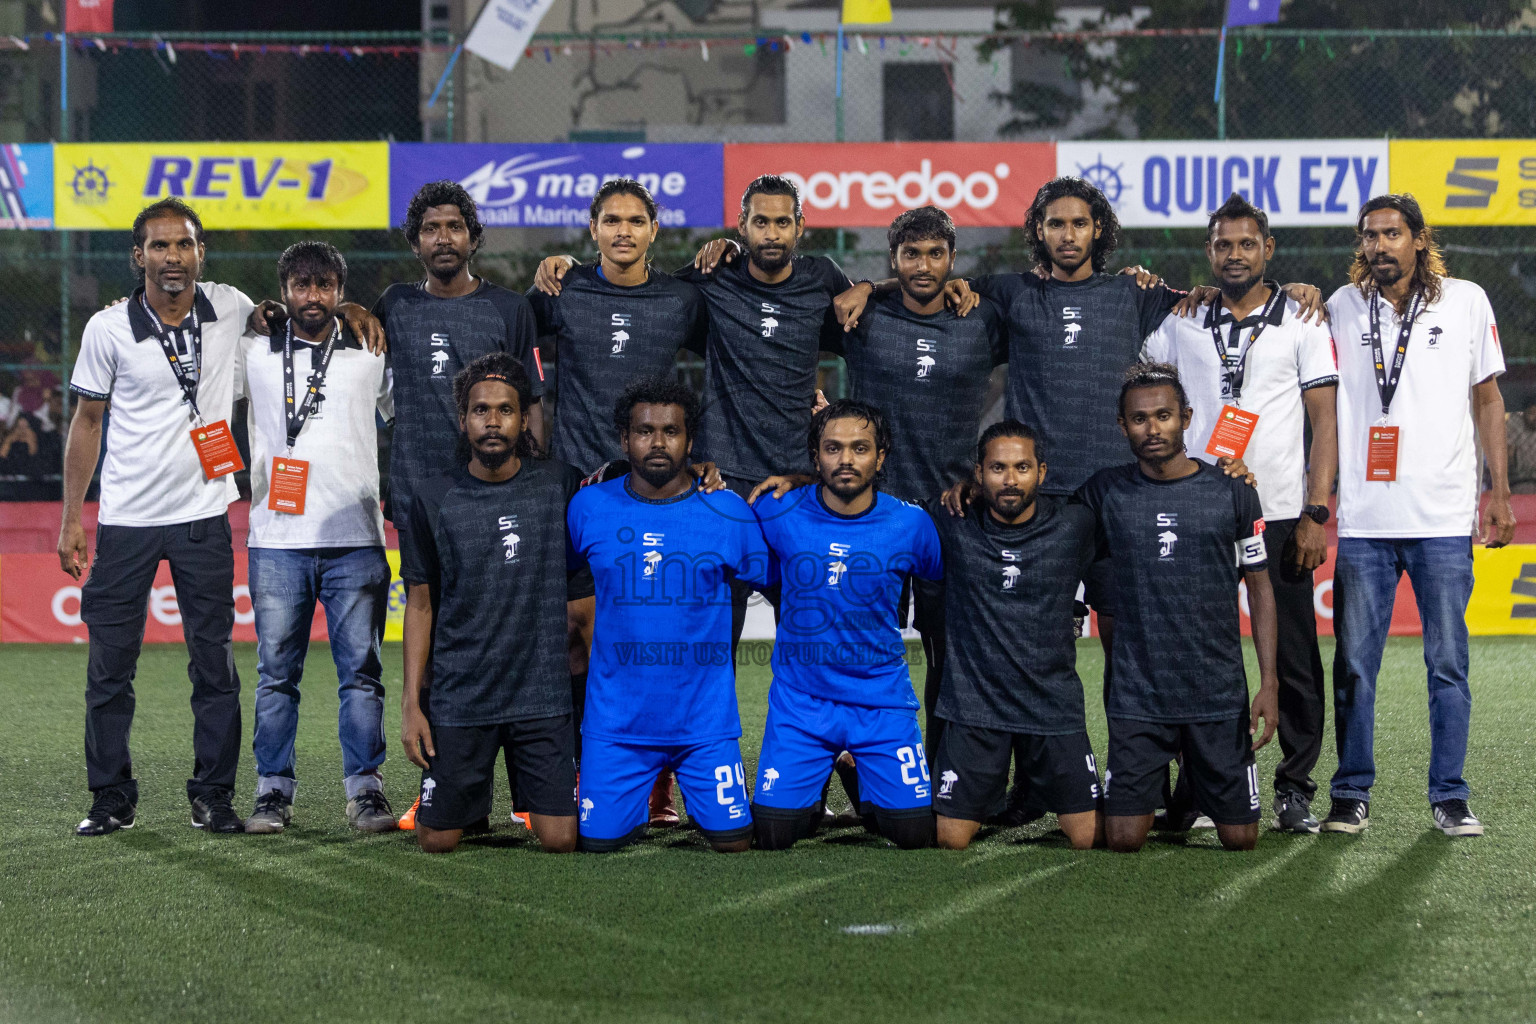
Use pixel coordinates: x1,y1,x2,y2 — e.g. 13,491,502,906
1366,288,1423,418
281,318,340,453
1208,284,1281,402
141,294,202,422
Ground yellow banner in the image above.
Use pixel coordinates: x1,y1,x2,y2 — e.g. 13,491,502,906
1389,140,1536,226
384,548,406,642
1467,545,1536,636
53,142,389,230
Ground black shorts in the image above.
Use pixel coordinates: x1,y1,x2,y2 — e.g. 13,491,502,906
1081,552,1116,618
931,721,1101,821
416,715,578,830
1104,716,1260,825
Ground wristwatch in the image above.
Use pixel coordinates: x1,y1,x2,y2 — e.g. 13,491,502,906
1302,504,1330,525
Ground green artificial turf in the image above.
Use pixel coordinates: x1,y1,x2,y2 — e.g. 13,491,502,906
3,638,1534,1023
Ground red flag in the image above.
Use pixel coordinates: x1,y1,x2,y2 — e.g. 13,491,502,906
65,0,114,32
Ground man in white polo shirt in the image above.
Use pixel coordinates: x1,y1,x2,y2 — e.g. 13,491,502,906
1322,193,1515,838
1143,193,1339,834
236,241,398,836
60,198,254,836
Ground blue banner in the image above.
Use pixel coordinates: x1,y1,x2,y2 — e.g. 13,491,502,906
390,143,725,229
0,144,54,229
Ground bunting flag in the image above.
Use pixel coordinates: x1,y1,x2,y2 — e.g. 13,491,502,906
1226,0,1281,27
841,0,892,25
64,0,114,33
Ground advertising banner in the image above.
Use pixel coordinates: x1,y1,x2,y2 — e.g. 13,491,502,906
52,142,390,230
390,143,724,229
0,553,328,644
0,144,54,229
1389,140,1536,226
1056,140,1389,228
4,545,1533,642
722,143,1056,228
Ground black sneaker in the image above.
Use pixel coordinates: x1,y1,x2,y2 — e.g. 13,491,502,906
191,792,245,833
1431,799,1484,837
1320,798,1370,834
76,793,136,837
244,791,292,834
346,790,398,833
1273,791,1320,834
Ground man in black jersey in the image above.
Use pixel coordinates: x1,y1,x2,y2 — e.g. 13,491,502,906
524,179,707,473
399,353,586,854
545,174,853,648
373,182,546,560
753,206,1006,747
1076,364,1279,853
930,420,1101,850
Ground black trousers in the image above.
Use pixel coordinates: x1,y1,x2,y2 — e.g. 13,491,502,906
80,514,241,804
1263,516,1328,798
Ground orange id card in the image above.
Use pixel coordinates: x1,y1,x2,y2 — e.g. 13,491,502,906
267,457,310,514
1205,405,1260,459
190,420,244,480
1367,426,1399,481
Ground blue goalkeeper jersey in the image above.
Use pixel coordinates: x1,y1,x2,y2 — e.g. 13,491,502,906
754,486,943,711
567,476,773,744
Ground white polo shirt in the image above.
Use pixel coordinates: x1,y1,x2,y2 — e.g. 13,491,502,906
237,324,393,549
1327,277,1505,539
69,283,252,527
1143,288,1337,520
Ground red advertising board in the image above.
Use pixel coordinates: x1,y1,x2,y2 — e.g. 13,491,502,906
0,552,328,644
722,143,1057,228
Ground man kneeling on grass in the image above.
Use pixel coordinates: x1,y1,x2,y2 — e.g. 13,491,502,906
1076,364,1279,852
928,421,1104,850
398,354,587,853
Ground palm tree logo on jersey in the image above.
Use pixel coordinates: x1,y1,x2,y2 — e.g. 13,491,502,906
761,767,779,791
916,354,936,378
1001,565,1021,590
580,797,593,822
643,550,663,576
431,350,450,376
938,770,958,796
610,312,631,355
499,513,521,561
827,542,851,587
760,301,781,338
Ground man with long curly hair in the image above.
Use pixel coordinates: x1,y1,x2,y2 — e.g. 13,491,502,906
1321,193,1515,839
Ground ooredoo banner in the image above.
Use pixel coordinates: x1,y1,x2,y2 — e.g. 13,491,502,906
1056,140,1390,228
0,553,328,644
722,143,1056,228
7,546,1533,642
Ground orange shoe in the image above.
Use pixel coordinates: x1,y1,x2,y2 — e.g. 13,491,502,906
649,769,679,825
510,809,532,829
398,796,420,831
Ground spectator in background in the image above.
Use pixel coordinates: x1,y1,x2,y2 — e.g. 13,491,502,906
9,365,59,427
1507,394,1536,494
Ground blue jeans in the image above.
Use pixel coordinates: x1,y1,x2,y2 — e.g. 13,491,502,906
248,546,390,800
1330,537,1474,805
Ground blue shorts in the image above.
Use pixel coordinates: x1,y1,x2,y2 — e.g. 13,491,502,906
577,735,752,851
753,683,931,814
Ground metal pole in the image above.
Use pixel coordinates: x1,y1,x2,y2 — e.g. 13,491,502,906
1215,24,1228,141
835,24,845,257
446,34,456,141
59,33,73,458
